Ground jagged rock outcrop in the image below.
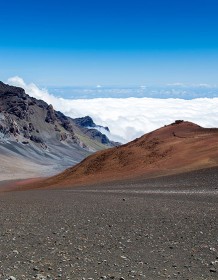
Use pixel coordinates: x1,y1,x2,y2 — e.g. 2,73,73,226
84,129,111,144
74,116,110,131
73,116,119,146
45,104,56,124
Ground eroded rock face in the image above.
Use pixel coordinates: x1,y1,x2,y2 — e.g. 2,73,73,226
85,129,111,144
74,115,110,132
74,116,96,128
0,81,25,96
0,82,77,145
0,86,29,120
30,135,44,144
0,81,119,181
6,100,29,119
73,116,118,146
9,121,20,136
60,132,68,141
45,104,56,124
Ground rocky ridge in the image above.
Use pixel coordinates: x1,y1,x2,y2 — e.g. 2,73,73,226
0,81,117,180
0,81,115,149
74,116,117,146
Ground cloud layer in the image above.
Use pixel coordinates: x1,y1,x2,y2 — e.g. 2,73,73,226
8,77,218,143
48,84,218,99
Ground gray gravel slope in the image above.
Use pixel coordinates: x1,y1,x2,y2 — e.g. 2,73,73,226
0,169,218,280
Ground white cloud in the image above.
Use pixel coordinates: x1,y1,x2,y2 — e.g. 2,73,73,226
167,83,186,86
7,76,58,105
7,77,218,143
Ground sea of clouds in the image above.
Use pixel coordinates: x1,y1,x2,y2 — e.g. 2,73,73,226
8,76,218,143
48,84,218,100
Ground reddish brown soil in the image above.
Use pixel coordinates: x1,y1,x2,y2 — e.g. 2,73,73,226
16,121,218,190
0,178,44,193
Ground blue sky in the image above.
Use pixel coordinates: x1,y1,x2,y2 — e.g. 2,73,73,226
1,0,218,86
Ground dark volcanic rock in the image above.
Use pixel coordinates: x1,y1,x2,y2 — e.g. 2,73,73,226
74,115,110,132
0,82,29,120
45,104,56,124
74,116,96,128
9,122,19,135
59,132,68,141
28,123,34,132
0,81,25,97
73,116,117,146
62,120,74,132
30,135,44,144
85,128,111,144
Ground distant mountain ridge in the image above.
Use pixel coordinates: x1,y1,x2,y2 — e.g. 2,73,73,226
0,81,117,180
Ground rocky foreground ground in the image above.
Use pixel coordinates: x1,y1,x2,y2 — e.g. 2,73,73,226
0,167,218,280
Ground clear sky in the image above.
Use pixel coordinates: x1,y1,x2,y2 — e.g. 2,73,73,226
1,0,218,86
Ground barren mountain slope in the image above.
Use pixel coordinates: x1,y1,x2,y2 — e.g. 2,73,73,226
0,81,117,180
30,120,218,189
